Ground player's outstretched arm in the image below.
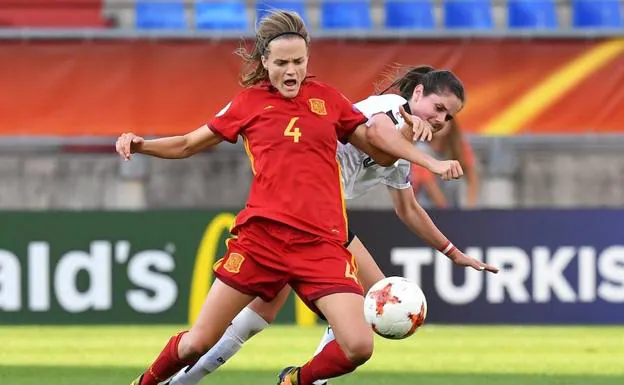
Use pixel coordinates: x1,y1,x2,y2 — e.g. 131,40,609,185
347,124,398,167
115,125,223,160
387,186,499,274
350,113,463,180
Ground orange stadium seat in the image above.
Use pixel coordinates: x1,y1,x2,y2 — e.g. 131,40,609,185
0,0,110,28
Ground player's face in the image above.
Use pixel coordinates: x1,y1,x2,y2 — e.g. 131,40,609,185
410,85,463,132
262,37,308,99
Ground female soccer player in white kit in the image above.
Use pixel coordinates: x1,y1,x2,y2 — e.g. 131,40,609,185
168,66,498,385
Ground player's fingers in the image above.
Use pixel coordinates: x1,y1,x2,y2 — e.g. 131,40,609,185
418,125,427,142
483,263,499,274
119,135,129,158
117,141,127,160
412,123,422,139
399,106,414,126
420,125,430,142
452,165,460,179
471,263,485,271
123,135,133,160
116,136,127,158
450,162,462,179
456,162,464,177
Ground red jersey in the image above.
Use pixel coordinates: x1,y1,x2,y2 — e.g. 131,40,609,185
208,80,367,243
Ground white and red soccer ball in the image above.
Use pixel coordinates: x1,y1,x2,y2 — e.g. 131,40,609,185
363,276,428,340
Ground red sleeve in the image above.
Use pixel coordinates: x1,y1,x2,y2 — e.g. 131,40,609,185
335,93,368,144
207,92,248,144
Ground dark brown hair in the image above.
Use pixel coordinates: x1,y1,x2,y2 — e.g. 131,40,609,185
379,65,465,103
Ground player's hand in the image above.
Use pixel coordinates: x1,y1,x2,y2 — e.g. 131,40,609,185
412,117,434,142
449,250,499,274
398,105,433,142
115,132,144,161
430,159,463,180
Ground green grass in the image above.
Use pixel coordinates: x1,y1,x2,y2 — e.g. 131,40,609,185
1,325,623,385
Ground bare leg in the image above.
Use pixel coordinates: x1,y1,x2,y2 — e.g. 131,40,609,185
350,235,385,292
168,286,292,385
280,293,373,385
136,279,254,385
309,235,384,385
178,279,255,359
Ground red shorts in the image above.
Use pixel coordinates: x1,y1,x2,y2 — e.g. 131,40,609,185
213,218,363,317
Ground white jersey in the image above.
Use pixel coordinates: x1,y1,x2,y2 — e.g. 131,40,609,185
338,94,413,199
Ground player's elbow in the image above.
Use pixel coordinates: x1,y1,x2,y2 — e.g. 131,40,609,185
394,205,409,222
365,122,397,166
371,153,397,167
180,135,196,159
365,122,385,149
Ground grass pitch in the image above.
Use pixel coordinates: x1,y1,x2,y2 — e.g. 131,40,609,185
1,325,623,385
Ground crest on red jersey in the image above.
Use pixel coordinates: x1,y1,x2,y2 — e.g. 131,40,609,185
309,98,327,115
223,252,245,274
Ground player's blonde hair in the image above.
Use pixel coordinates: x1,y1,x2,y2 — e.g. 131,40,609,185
235,10,310,87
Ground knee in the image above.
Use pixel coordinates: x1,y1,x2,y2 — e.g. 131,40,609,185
253,307,278,324
180,331,218,360
342,335,374,365
248,299,279,324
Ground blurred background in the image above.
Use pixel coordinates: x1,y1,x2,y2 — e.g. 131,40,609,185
0,1,623,385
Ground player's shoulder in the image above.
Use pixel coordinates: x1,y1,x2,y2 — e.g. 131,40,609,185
304,79,345,100
218,86,270,115
237,86,268,101
355,94,407,111
221,87,254,107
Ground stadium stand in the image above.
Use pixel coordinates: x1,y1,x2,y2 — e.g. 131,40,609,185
384,0,435,29
0,0,110,27
195,0,248,30
1,1,621,32
256,1,309,26
135,0,186,29
443,0,494,29
507,0,558,29
320,0,373,30
572,0,623,28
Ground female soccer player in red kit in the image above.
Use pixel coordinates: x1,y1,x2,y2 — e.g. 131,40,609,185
116,11,462,385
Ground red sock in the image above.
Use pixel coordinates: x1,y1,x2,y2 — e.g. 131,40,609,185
140,331,195,385
298,340,358,385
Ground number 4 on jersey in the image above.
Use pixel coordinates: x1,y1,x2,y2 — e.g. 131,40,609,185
284,117,302,143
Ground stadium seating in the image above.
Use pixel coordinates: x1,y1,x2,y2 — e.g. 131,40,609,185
572,0,622,28
0,0,109,27
2,0,624,32
385,0,435,29
135,0,186,29
321,0,372,30
444,0,494,29
256,1,308,25
507,0,558,29
195,0,247,30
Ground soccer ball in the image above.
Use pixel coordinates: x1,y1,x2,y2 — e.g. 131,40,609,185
363,276,427,340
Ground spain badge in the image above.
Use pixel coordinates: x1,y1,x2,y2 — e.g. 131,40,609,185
308,98,327,115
